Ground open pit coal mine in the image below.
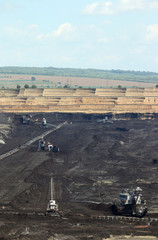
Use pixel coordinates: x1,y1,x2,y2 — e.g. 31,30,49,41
1,112,158,240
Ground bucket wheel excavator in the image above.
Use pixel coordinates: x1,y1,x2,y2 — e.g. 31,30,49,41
111,187,147,218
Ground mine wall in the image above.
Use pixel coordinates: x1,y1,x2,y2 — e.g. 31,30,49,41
1,87,158,114
1,88,158,214
0,111,158,212
1,89,158,239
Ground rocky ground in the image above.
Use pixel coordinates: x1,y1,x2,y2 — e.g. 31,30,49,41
0,112,158,239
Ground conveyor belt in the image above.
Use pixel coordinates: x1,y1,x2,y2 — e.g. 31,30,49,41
0,121,67,160
91,215,158,223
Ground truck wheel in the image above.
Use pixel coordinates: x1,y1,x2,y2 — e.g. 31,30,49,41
134,205,147,218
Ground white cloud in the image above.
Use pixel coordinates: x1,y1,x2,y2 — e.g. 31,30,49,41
118,35,129,41
54,23,75,37
6,26,24,37
83,1,114,15
4,24,42,44
91,54,120,68
5,22,76,44
0,2,17,12
6,24,39,37
146,24,158,41
60,56,72,64
103,55,120,61
82,3,99,15
102,20,111,25
96,37,109,43
28,24,38,30
148,1,158,8
101,1,114,14
36,33,53,41
82,0,158,15
118,0,144,11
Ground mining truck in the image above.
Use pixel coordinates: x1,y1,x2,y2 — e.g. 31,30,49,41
111,187,147,218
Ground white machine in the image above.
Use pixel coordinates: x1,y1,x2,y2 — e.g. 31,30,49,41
42,118,47,127
112,187,147,217
46,177,58,215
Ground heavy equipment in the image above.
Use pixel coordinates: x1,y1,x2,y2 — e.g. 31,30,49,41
111,187,147,218
38,138,45,151
38,138,59,152
97,116,113,124
46,177,58,216
20,115,31,124
20,115,38,124
42,118,47,127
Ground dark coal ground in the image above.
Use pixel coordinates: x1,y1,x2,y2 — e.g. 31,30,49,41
0,112,158,240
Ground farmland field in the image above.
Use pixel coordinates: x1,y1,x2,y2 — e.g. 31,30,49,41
0,74,157,89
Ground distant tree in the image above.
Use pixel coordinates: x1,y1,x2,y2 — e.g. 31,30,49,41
17,84,21,89
63,84,70,88
31,77,36,81
118,85,122,89
31,85,37,88
24,84,29,88
156,84,158,88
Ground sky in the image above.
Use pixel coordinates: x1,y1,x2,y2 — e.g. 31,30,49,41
0,0,158,72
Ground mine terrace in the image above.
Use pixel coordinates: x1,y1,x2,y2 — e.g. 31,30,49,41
0,88,158,239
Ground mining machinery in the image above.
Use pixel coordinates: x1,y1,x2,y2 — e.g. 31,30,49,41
38,138,59,152
97,116,113,124
20,115,31,124
111,187,147,218
42,118,47,127
46,177,58,216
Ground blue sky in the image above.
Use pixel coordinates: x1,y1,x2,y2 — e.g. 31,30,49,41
1,0,158,72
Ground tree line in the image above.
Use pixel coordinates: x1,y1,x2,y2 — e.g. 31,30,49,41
0,66,158,83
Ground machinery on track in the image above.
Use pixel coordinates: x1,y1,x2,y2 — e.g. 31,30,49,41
38,138,59,152
111,187,147,218
46,177,59,216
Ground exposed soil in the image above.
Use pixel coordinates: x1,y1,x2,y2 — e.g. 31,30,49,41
0,112,158,239
0,74,156,88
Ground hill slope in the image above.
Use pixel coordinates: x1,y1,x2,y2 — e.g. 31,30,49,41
1,66,158,83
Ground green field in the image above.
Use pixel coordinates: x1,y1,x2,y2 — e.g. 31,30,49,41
0,67,158,89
